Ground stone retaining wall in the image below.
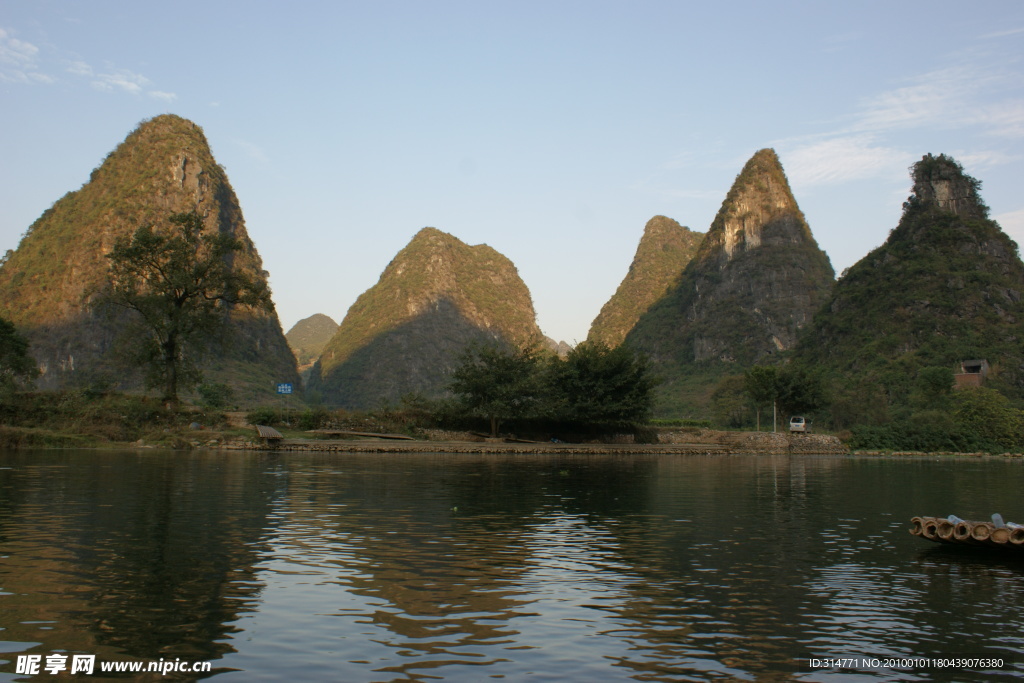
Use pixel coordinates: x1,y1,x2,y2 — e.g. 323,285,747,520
657,428,848,454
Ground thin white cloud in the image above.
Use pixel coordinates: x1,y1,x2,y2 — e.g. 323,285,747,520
2,26,175,100
0,26,51,84
91,68,150,94
854,66,983,132
69,60,171,99
976,100,1024,139
775,55,1024,188
955,149,1022,170
66,60,92,76
852,64,1023,138
0,27,38,64
26,71,54,84
779,135,909,187
979,27,1024,40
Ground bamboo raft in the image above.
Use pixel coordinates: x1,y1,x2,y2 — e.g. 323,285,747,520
910,514,1024,551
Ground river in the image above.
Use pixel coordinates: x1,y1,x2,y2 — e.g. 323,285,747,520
0,450,1022,681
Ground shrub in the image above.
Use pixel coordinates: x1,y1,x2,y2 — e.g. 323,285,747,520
245,406,280,426
296,407,330,430
197,383,234,409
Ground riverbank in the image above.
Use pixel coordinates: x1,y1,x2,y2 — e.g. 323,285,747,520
4,392,1021,456
219,427,850,455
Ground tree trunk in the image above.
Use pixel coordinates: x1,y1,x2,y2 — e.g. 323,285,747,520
162,336,179,406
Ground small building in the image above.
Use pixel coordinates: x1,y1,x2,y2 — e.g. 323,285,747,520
954,359,989,389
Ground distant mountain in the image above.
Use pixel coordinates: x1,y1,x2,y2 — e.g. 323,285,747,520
544,337,572,358
0,114,300,400
587,215,703,348
625,149,835,413
285,314,339,367
308,227,544,408
793,154,1024,414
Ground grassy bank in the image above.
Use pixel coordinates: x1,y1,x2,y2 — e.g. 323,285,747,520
0,391,239,449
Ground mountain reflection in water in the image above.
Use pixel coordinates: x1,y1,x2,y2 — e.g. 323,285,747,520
1,451,1023,681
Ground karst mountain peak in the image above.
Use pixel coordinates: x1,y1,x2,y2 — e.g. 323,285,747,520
0,114,299,398
6,114,1017,422
792,152,1024,411
587,215,704,348
619,148,835,413
308,227,544,409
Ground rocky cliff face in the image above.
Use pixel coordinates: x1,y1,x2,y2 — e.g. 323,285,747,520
309,228,543,408
0,114,300,399
627,149,835,369
794,153,1024,400
622,149,835,414
587,215,703,348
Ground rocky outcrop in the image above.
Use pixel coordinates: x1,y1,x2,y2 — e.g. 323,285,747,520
906,153,989,222
626,149,835,371
587,215,703,348
544,337,572,358
308,228,543,408
0,115,300,399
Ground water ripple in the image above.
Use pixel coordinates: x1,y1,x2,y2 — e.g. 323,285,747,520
3,452,1024,681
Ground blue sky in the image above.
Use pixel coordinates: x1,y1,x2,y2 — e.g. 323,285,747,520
2,1,1023,345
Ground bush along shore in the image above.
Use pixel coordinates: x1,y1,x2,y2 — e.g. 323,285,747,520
7,390,1024,456
234,404,849,454
0,391,235,450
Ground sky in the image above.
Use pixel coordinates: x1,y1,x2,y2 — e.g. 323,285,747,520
2,1,1023,345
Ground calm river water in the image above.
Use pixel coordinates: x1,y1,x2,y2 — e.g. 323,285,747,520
0,450,1022,681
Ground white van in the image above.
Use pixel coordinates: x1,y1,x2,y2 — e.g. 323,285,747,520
789,416,810,433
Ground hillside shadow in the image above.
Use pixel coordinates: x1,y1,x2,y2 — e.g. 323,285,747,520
18,305,300,399
312,297,510,410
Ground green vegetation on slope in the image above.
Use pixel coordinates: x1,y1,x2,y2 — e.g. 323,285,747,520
285,313,339,366
792,154,1024,432
761,154,1024,451
309,227,544,408
588,216,703,348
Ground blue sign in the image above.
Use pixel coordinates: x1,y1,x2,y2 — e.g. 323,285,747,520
276,383,293,395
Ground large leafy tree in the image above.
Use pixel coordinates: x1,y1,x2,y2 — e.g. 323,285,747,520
448,343,543,437
547,341,655,427
743,364,827,430
448,341,656,437
744,365,780,431
102,211,272,404
776,365,828,418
